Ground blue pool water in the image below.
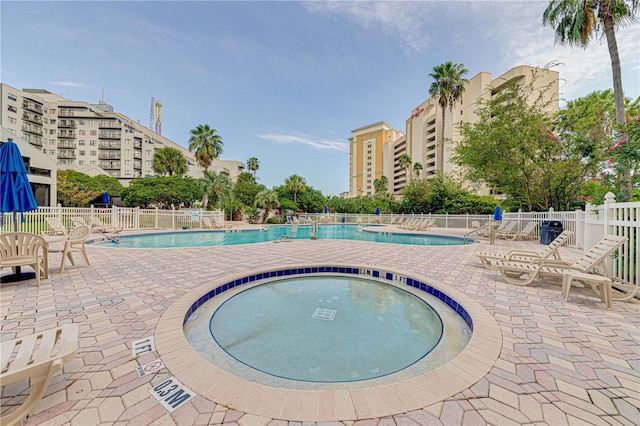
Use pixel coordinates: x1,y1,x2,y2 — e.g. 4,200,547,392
99,224,470,248
209,276,443,382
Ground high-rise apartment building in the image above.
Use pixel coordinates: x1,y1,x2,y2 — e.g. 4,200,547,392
349,122,404,197
0,83,245,187
349,65,560,197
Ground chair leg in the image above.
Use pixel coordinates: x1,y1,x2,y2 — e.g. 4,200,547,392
79,248,90,266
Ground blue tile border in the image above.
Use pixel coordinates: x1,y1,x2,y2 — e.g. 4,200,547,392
184,266,474,332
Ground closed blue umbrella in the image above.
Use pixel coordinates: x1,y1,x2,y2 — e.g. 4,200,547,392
103,191,110,205
375,207,380,215
0,138,38,230
324,206,328,214
493,206,502,221
0,138,38,282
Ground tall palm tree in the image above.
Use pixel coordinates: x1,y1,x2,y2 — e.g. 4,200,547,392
413,162,423,179
189,124,223,171
247,157,260,178
285,174,307,203
254,189,279,223
429,61,469,172
543,0,639,200
198,170,232,209
398,154,412,183
152,147,187,176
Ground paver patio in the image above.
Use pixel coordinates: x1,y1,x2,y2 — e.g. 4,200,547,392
1,226,638,425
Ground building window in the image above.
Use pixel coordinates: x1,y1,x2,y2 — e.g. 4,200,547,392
79,120,86,125
90,130,97,136
90,140,96,146
124,170,132,176
90,161,96,165
79,130,86,135
145,160,152,166
7,93,17,101
50,119,56,124
7,105,17,113
90,151,96,156
145,150,152,156
7,117,16,124
79,150,85,156
79,140,86,146
50,109,56,114
124,149,131,155
79,160,85,165
50,129,56,135
43,118,48,124
124,160,131,165
49,150,55,155
125,139,131,144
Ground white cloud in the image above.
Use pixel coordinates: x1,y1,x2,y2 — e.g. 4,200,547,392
304,1,434,55
258,132,349,152
50,81,85,88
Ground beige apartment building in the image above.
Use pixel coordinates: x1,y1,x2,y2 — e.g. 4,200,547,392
0,83,245,192
349,65,560,197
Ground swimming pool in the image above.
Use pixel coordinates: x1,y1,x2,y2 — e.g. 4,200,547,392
96,224,471,247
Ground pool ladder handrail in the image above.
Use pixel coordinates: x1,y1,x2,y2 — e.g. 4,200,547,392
464,223,494,244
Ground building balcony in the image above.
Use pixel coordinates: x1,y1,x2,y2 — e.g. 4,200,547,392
99,141,121,149
100,161,121,170
58,119,77,128
57,109,76,117
99,131,121,139
58,130,76,139
133,152,142,159
57,151,76,159
108,171,121,178
57,142,76,149
133,161,142,169
22,125,43,136
98,152,121,160
99,121,120,129
22,113,43,124
22,101,43,114
134,141,142,149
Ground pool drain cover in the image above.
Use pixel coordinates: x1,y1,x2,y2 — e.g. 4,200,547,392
312,308,336,321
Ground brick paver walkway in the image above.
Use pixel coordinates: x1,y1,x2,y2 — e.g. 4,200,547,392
1,227,638,425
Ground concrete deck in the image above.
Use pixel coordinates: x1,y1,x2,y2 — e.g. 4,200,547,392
1,226,638,425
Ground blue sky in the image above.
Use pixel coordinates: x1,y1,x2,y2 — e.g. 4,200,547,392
2,1,639,196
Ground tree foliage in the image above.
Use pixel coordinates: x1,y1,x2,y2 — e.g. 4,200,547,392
398,174,495,214
284,174,307,203
120,176,202,208
454,74,597,211
56,170,123,207
189,124,223,171
152,147,188,176
232,172,264,207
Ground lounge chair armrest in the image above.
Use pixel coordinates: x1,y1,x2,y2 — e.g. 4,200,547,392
506,249,539,257
531,259,572,266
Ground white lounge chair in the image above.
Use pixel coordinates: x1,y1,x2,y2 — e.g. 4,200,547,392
492,234,628,287
90,216,123,233
274,222,299,242
44,217,68,236
505,221,539,241
477,230,573,269
495,221,518,239
0,324,78,426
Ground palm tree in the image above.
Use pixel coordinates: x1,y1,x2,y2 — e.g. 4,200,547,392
152,147,188,176
429,61,469,172
374,175,388,195
189,124,223,171
254,189,279,223
413,162,423,179
285,174,307,203
198,170,232,209
398,154,412,183
543,0,639,200
247,157,260,178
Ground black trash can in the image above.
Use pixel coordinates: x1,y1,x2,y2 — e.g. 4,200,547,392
540,220,563,245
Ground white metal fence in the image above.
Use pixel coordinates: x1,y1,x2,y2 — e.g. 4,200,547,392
2,193,637,283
